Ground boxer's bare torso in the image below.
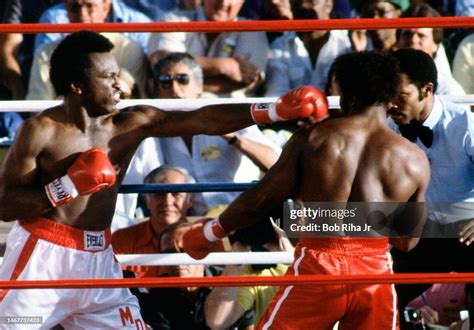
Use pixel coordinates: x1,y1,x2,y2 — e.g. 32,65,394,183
0,52,254,229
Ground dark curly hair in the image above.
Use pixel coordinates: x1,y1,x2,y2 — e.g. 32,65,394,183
391,48,438,93
50,30,114,96
333,51,401,111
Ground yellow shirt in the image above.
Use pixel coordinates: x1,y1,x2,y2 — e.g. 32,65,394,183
236,264,288,323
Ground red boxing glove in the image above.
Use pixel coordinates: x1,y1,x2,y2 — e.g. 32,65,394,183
251,86,328,125
45,148,116,207
183,217,229,260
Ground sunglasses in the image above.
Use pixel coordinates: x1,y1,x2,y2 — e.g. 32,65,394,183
156,73,190,88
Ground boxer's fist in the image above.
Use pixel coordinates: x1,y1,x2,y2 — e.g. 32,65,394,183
45,148,116,207
251,86,328,125
183,218,228,260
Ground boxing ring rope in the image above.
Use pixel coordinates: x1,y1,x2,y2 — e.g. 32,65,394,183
116,252,293,266
119,182,256,193
1,95,473,114
0,17,473,34
1,273,474,290
1,17,473,291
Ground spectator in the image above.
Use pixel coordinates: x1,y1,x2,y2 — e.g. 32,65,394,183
455,0,474,17
117,52,281,218
205,219,293,328
264,0,352,96
0,0,60,100
148,0,269,98
26,0,148,100
452,32,474,101
140,221,254,330
238,0,293,43
396,3,466,95
407,282,466,326
155,53,281,214
350,0,408,52
118,0,177,18
119,0,202,19
387,48,474,328
34,0,151,53
112,165,195,278
176,0,202,11
0,112,23,140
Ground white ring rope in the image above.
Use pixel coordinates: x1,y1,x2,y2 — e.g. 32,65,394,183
0,252,294,267
116,252,294,266
1,95,473,113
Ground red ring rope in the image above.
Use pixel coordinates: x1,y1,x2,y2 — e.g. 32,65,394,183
2,273,474,290
0,17,473,34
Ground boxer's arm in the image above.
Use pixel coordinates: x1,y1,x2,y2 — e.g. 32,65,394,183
0,120,53,221
217,131,304,233
182,131,304,260
121,86,327,140
130,103,255,138
390,149,430,251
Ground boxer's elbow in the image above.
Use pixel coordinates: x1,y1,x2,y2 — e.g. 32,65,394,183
0,187,10,222
0,186,20,222
390,237,419,252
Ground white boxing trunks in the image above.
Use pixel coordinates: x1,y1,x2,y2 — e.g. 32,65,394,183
0,217,147,329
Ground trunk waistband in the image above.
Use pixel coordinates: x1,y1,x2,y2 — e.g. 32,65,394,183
19,217,111,252
300,237,389,255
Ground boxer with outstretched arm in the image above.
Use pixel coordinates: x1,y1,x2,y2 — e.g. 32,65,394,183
184,51,430,329
0,31,328,329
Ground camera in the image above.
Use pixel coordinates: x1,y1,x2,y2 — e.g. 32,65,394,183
404,307,421,323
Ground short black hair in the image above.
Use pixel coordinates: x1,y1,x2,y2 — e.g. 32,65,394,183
50,30,114,96
333,51,401,110
391,48,438,92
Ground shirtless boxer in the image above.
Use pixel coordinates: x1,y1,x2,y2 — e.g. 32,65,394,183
184,51,431,329
0,30,327,329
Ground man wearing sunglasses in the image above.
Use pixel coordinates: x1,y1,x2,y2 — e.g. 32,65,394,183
153,52,281,216
148,0,268,98
117,52,297,219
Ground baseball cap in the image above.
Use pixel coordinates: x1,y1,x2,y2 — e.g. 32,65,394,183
352,0,410,13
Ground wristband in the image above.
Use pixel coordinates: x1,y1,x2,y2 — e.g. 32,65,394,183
250,103,279,124
203,218,232,242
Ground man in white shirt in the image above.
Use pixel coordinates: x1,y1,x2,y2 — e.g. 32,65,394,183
395,3,466,96
148,0,268,98
264,0,352,96
115,52,280,222
388,48,474,328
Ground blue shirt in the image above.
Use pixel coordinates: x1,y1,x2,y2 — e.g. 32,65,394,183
0,112,23,140
389,97,474,223
34,0,151,53
391,97,474,202
118,0,176,18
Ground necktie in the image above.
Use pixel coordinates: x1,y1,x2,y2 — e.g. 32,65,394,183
399,123,433,148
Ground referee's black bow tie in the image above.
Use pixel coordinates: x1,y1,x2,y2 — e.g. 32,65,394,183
399,123,433,148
